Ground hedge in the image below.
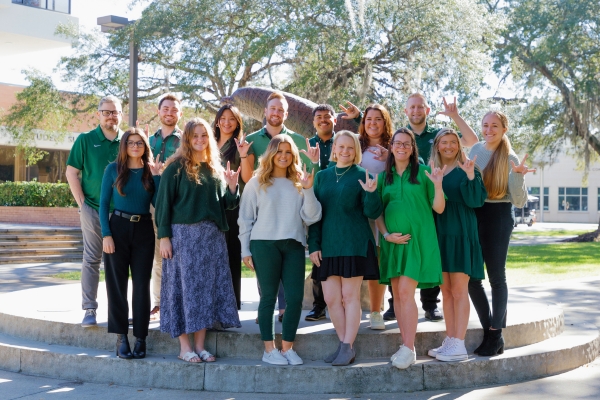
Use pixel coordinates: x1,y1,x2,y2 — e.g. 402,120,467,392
0,181,77,207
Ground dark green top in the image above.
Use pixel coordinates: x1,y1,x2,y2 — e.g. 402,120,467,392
219,140,245,194
154,160,239,239
99,163,160,237
408,123,441,165
308,134,334,169
308,165,383,257
66,125,122,211
150,127,182,162
433,168,487,278
246,125,320,173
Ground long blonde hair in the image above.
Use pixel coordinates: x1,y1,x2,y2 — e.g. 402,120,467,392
165,118,224,184
255,135,303,192
482,111,511,199
431,127,466,169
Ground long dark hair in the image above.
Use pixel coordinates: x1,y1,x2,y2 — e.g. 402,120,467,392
114,128,155,196
358,104,393,153
212,104,243,163
384,128,420,185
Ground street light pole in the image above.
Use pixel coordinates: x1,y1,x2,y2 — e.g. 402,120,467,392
97,15,138,127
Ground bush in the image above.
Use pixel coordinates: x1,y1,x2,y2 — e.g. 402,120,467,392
0,181,77,207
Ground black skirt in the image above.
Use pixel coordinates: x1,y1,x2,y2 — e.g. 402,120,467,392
312,241,380,281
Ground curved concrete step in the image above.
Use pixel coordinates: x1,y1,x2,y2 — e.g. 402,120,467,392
0,247,83,256
0,234,83,242
0,254,83,264
0,228,82,235
0,324,597,394
0,240,83,249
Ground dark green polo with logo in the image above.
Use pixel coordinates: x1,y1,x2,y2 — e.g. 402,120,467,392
309,134,334,169
150,127,182,162
408,123,441,164
67,125,122,211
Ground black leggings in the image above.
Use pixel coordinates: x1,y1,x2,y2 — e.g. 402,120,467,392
468,202,513,330
224,207,242,310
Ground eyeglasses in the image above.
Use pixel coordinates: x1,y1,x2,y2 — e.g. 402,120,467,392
99,110,122,117
392,141,413,148
126,141,144,148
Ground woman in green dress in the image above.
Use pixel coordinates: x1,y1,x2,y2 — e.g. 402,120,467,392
427,128,487,362
375,128,446,369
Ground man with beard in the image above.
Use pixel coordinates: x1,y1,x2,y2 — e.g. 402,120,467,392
66,96,124,327
148,93,183,320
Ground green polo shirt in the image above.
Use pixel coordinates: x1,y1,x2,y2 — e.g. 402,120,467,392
67,125,122,211
408,123,441,164
150,127,182,162
308,133,334,169
246,125,320,173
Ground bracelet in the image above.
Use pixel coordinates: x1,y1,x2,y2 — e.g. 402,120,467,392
383,232,390,238
240,156,248,159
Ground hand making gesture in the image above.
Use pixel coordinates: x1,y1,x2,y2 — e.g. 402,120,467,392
438,96,459,119
234,133,252,158
300,137,320,164
136,120,151,138
457,152,477,180
299,163,315,189
149,153,164,176
367,144,389,161
510,154,536,175
223,161,241,193
358,169,378,192
425,160,447,187
339,100,361,120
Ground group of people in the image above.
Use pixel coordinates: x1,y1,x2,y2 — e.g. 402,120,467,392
66,89,533,369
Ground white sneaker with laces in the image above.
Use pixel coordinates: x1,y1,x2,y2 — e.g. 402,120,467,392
428,336,453,358
391,345,416,369
436,338,468,362
262,349,289,365
369,311,385,330
281,348,304,365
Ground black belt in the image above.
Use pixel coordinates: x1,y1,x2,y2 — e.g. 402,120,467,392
114,210,152,222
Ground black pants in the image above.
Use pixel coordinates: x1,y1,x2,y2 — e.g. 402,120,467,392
225,207,242,310
104,213,155,338
468,202,512,329
386,282,440,311
311,265,326,310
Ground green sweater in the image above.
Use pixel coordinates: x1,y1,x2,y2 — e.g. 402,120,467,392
308,165,383,257
155,160,239,239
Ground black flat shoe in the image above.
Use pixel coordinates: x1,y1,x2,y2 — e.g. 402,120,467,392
133,337,146,359
116,334,133,359
424,308,444,321
305,307,326,321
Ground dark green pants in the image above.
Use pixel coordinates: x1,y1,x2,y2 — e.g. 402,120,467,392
251,239,305,342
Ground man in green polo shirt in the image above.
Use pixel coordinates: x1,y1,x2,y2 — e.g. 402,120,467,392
149,93,183,320
66,95,123,327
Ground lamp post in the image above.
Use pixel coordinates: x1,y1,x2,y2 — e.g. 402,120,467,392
97,15,138,127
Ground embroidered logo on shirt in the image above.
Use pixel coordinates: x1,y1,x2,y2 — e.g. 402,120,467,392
94,144,101,147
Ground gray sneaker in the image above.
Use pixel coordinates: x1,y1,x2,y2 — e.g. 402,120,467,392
82,309,97,328
262,349,288,365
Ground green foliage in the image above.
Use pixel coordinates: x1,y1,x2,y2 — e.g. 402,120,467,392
0,181,77,207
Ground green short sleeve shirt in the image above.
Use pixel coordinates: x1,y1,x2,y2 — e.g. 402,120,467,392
150,128,182,162
66,125,122,211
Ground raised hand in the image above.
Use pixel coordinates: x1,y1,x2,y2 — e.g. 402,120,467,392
367,144,389,161
234,133,251,158
425,160,447,187
136,120,151,137
510,154,536,175
385,233,411,244
300,137,320,164
358,169,378,192
457,153,477,180
223,161,241,193
438,96,459,119
149,153,163,176
299,163,315,189
309,251,322,267
339,101,361,120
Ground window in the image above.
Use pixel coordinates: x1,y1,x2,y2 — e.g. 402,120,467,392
11,0,71,14
558,187,588,211
528,187,540,211
597,188,600,212
543,187,549,211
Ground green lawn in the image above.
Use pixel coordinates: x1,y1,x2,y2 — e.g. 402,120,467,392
511,230,590,238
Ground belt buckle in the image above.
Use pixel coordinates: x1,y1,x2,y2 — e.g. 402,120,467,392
130,215,141,222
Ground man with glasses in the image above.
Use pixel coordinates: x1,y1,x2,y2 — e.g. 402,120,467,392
66,96,124,327
148,93,183,320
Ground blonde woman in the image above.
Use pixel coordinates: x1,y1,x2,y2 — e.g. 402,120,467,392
308,131,383,366
155,118,241,363
426,128,487,361
238,135,321,366
467,111,533,356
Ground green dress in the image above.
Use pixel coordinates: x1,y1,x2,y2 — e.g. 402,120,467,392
433,168,487,279
377,164,442,288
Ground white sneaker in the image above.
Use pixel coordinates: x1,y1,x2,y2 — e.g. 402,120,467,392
281,348,304,365
391,345,416,369
436,338,468,362
262,349,288,365
428,336,452,358
369,311,385,330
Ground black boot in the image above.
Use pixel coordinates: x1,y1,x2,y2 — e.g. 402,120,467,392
383,297,396,321
474,329,490,354
116,334,133,359
478,329,504,356
133,337,146,359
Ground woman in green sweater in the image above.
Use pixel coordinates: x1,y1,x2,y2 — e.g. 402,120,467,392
308,131,383,366
100,127,161,359
155,118,241,364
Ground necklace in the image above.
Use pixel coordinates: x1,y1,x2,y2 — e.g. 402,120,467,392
335,165,352,183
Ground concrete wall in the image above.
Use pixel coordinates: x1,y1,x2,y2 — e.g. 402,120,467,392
0,206,80,226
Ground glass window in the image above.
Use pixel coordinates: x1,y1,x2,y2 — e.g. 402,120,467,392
528,187,540,211
558,187,588,211
543,187,549,211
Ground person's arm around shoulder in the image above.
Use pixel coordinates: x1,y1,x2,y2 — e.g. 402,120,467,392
99,163,116,254
439,96,479,147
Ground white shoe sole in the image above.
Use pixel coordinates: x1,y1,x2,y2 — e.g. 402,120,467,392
436,353,468,362
427,348,439,358
392,358,416,369
262,357,288,365
369,323,385,330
